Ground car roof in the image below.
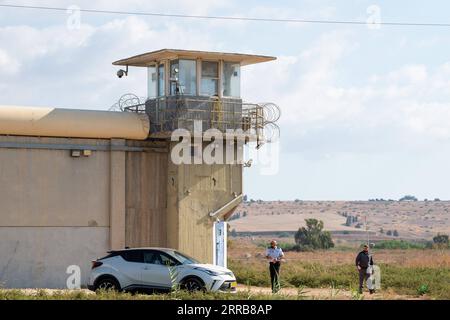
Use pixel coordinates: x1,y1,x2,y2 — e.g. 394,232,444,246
109,247,175,253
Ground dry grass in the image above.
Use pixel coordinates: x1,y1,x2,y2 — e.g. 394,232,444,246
230,240,450,268
0,286,428,300
0,288,310,300
229,240,450,299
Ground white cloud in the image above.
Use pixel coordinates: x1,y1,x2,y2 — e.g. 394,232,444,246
0,24,95,62
0,48,20,75
386,64,428,84
0,14,217,108
244,30,364,130
242,29,450,150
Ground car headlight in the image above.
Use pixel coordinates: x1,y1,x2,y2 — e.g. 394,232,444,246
194,268,225,276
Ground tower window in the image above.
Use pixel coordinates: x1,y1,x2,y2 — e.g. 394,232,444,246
201,61,219,96
222,62,240,98
170,59,197,95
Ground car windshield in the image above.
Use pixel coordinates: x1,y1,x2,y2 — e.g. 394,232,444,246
168,251,200,265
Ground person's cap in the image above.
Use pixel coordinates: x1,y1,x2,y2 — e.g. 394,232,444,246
363,244,369,248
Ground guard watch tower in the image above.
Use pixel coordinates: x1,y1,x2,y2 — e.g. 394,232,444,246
112,49,279,266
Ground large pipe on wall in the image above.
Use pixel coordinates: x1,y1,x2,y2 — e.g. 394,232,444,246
0,105,150,140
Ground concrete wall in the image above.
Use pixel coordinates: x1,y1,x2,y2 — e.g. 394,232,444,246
166,141,243,263
0,134,243,287
110,139,126,250
0,227,108,288
0,136,123,288
0,137,110,227
125,141,169,248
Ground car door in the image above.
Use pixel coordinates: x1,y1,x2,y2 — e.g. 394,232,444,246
141,250,177,289
119,250,145,287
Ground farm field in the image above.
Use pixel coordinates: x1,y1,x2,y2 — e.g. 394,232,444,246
229,200,450,240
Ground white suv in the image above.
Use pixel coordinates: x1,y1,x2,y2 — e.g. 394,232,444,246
87,247,237,293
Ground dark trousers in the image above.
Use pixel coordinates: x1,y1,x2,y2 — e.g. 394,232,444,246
358,268,369,292
269,262,281,293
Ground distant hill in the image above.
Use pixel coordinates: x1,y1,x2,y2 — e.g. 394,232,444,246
228,200,450,240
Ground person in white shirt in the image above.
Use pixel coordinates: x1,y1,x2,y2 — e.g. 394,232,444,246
265,240,284,293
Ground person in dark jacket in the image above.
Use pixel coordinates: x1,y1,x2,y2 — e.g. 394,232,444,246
355,244,374,294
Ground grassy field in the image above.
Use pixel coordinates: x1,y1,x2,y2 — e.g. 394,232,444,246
228,239,450,299
0,287,423,300
0,289,309,300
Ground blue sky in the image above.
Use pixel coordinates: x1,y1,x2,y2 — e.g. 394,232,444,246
1,1,450,200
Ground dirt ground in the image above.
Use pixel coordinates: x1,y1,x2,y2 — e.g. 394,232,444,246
0,286,425,300
236,285,426,300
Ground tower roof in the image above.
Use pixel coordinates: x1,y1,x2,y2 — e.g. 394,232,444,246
113,48,276,67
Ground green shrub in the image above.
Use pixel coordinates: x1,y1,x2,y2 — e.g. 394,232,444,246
277,232,291,238
433,234,449,246
417,284,429,296
294,219,334,250
373,240,427,249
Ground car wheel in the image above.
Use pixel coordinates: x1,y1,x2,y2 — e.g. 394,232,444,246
182,277,205,292
95,277,120,292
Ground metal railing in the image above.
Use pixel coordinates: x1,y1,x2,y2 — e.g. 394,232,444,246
120,95,280,142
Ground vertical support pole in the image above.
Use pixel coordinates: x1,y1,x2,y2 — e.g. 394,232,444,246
222,221,228,268
212,220,217,265
109,139,126,250
218,60,223,98
196,58,202,96
163,59,170,97
213,220,228,268
166,148,180,251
